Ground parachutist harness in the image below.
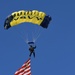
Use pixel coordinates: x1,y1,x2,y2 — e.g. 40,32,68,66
28,41,36,58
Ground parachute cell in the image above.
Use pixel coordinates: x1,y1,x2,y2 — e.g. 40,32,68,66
4,10,52,29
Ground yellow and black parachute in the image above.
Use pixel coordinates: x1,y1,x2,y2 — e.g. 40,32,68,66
4,10,52,29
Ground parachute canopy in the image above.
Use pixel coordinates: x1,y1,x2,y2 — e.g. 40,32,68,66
4,10,52,29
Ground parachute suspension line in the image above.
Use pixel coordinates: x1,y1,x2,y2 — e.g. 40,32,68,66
31,28,37,42
32,32,34,42
33,29,42,42
15,28,28,44
29,26,39,42
25,33,29,43
31,26,39,42
32,27,42,42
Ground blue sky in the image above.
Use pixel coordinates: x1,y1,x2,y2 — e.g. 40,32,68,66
0,0,75,75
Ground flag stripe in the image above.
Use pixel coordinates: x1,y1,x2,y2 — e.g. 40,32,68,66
23,70,31,75
15,58,31,75
15,66,31,75
19,59,31,69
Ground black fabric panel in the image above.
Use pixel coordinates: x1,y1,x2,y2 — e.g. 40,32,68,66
40,15,52,28
4,15,13,29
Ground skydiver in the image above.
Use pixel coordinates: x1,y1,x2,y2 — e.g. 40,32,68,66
29,45,36,58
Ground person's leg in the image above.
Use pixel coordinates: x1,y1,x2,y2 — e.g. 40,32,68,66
29,52,32,57
33,51,35,57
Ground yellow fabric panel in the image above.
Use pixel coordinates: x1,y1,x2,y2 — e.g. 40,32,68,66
25,11,32,22
30,10,39,24
16,10,26,24
10,10,26,26
11,12,18,26
10,10,46,27
34,11,46,25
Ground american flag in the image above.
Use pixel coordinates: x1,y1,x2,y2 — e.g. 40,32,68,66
14,58,31,75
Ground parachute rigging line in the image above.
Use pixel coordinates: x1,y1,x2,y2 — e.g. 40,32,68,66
33,30,42,42
32,27,42,42
15,28,29,43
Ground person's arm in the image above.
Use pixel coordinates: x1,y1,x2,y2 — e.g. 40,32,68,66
34,46,36,49
29,47,31,50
